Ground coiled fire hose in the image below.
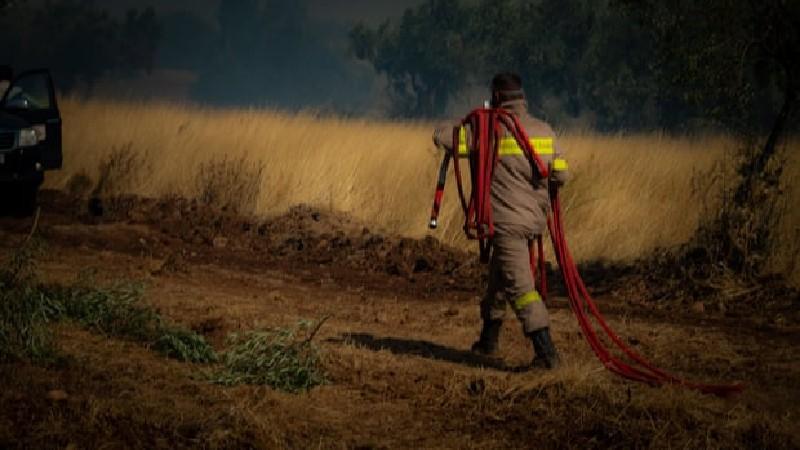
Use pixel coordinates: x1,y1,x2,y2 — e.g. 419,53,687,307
429,108,744,397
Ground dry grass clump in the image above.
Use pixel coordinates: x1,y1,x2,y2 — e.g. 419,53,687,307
92,142,151,199
396,351,793,449
329,332,795,449
47,98,800,284
454,369,795,449
79,143,152,215
627,139,800,310
556,132,730,261
196,155,265,214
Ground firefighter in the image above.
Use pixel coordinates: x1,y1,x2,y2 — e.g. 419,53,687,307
433,72,569,369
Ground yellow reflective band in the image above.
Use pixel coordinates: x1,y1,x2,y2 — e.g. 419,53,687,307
497,137,555,157
514,290,542,310
498,137,524,156
458,134,554,157
530,137,554,155
553,158,568,171
458,126,468,155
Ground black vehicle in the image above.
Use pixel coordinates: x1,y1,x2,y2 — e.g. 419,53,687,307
0,66,62,215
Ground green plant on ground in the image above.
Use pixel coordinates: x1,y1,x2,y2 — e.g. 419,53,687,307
0,238,60,363
50,280,217,363
154,325,218,363
208,318,328,392
0,240,216,364
0,237,45,286
0,285,60,363
51,282,158,340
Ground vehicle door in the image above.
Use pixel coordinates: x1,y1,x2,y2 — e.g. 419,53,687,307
1,69,62,169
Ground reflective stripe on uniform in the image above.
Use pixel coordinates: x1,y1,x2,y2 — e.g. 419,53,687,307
553,158,568,171
458,126,468,155
459,132,554,157
498,137,554,156
531,138,554,155
514,290,542,310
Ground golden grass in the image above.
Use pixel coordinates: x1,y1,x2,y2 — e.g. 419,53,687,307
47,98,799,283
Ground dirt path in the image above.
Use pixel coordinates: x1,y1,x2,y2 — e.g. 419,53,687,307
1,193,798,449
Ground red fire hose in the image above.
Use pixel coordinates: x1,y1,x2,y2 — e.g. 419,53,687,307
429,108,743,397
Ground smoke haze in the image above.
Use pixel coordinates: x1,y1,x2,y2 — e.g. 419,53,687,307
12,0,425,114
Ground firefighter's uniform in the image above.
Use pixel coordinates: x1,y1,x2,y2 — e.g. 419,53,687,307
434,98,568,359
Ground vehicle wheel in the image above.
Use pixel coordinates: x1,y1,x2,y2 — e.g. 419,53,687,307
12,180,39,217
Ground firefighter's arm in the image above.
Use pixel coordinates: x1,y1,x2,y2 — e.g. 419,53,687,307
434,122,473,159
434,117,473,152
432,124,455,152
550,141,569,185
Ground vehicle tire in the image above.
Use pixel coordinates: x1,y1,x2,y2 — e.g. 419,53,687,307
16,180,39,217
3,180,40,217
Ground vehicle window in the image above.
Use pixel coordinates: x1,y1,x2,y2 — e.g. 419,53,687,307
4,73,51,110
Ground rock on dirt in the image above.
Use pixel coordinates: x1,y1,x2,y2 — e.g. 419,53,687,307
212,236,229,249
46,390,69,402
691,301,706,314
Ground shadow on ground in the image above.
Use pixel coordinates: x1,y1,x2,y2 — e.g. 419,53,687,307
333,333,532,372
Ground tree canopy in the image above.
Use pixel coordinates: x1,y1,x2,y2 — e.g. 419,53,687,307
351,0,797,133
623,0,798,175
0,0,160,91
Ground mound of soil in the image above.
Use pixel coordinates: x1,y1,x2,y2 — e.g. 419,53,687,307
29,190,799,324
35,190,486,293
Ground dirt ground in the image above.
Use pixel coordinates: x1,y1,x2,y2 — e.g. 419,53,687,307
1,191,798,449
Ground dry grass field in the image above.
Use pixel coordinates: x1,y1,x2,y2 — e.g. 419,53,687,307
48,98,800,283
1,98,799,448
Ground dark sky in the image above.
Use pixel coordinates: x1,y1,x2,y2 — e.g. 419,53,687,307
99,0,424,25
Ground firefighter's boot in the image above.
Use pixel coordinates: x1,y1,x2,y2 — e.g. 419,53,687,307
527,327,560,369
471,319,502,355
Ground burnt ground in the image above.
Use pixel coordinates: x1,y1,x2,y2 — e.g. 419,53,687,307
0,190,798,449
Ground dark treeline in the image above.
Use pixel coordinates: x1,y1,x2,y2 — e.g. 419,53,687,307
0,0,374,112
0,0,159,91
350,0,798,133
2,0,797,133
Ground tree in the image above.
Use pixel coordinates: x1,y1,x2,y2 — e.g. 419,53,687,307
350,0,671,127
0,0,161,91
0,0,22,11
620,0,800,284
350,0,472,117
622,0,799,201
351,0,798,133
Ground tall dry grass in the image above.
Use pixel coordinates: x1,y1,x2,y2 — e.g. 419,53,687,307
48,98,800,283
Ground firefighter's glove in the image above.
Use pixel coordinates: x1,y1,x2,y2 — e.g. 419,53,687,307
432,127,446,149
549,158,569,186
435,124,463,151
